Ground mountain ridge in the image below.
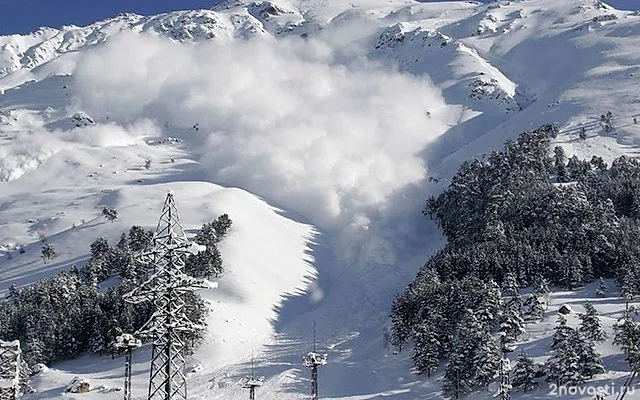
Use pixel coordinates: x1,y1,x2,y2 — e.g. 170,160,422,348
2,0,640,399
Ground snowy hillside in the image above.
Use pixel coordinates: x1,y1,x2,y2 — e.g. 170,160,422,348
2,0,640,399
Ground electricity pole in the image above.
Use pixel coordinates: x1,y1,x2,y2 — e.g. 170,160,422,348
242,352,263,400
115,334,142,400
302,323,327,400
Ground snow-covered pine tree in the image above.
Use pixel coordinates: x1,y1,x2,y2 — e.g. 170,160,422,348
601,111,615,132
595,277,608,297
116,233,128,251
524,294,545,322
545,336,582,386
552,315,573,350
389,294,412,352
534,278,550,310
23,323,46,366
494,355,511,400
502,272,520,299
412,322,440,377
84,237,115,281
500,300,526,343
184,246,223,279
211,213,233,240
511,352,538,393
613,311,640,368
442,311,481,397
472,332,501,386
102,207,118,222
127,225,153,252
562,255,583,289
620,271,636,306
579,302,606,343
89,304,109,355
40,242,56,265
114,233,135,279
554,146,568,182
442,352,471,399
573,330,605,379
183,217,231,279
477,280,502,329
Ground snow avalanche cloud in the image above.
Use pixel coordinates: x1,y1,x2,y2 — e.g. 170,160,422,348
73,32,452,266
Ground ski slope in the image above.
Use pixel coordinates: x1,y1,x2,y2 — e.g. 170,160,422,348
2,0,640,399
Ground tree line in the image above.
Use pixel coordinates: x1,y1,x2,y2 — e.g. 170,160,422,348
0,214,232,366
391,124,640,396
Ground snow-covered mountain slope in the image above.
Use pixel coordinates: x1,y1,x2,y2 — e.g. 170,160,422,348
3,0,640,399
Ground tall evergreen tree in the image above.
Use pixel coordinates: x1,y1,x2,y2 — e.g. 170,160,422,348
127,225,153,252
412,323,440,377
494,356,512,399
613,312,640,368
579,302,607,343
502,273,521,299
473,334,501,386
511,352,538,393
554,146,568,182
477,280,502,329
533,278,550,310
546,337,582,386
389,294,413,352
573,330,605,379
442,352,471,399
561,255,584,290
524,294,545,322
23,334,46,366
442,311,483,397
500,301,526,343
595,277,608,297
552,315,573,350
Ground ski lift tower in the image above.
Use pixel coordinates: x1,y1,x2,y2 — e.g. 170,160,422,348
242,356,264,400
0,340,21,400
114,333,142,400
302,324,327,400
124,192,210,400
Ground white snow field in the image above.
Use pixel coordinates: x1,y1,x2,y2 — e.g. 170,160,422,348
2,0,640,399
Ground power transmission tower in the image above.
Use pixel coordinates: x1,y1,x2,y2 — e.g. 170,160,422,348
124,192,209,400
0,341,20,400
242,352,263,400
114,334,142,400
302,323,327,400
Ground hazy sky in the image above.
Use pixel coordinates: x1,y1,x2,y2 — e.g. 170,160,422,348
0,0,638,35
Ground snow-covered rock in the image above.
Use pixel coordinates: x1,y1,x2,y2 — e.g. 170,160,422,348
30,363,49,375
66,377,90,393
70,112,94,127
559,304,573,314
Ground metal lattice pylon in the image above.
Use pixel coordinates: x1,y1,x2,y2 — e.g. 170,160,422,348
0,341,20,400
124,192,208,400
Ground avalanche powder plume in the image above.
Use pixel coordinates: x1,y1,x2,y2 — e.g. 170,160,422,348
72,31,453,267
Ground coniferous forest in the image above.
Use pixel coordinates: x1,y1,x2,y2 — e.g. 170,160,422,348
391,124,640,395
0,214,232,366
